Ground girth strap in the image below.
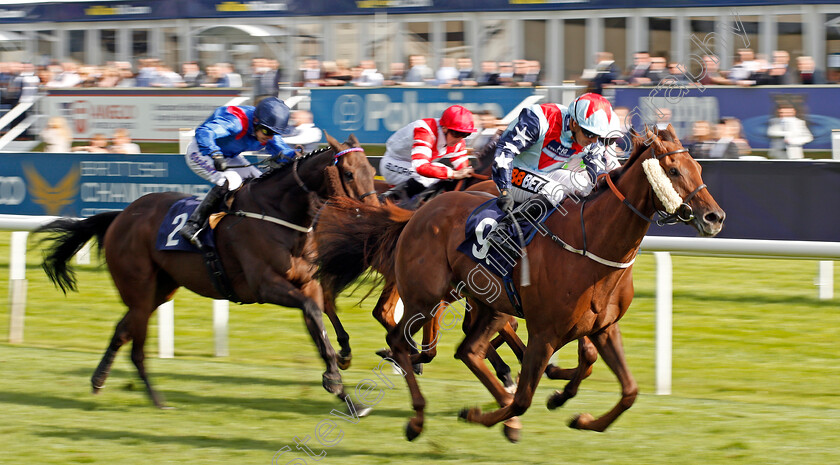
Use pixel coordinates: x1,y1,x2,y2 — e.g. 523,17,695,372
201,248,241,303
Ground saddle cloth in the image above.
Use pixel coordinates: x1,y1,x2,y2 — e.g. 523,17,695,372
155,197,217,252
456,198,552,279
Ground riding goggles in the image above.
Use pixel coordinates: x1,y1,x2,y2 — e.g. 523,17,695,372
256,125,277,137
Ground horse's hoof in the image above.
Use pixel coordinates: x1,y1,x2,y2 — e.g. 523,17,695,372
357,406,373,418
337,353,352,370
413,363,423,375
322,373,344,395
503,424,521,443
547,390,566,410
458,408,470,421
375,348,392,359
91,385,103,394
405,420,422,441
569,413,594,430
458,407,480,422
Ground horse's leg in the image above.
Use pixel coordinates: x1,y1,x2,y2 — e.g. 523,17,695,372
485,345,516,390
385,316,427,441
91,313,131,394
492,317,574,381
568,324,638,432
460,333,555,429
322,288,352,370
465,304,515,389
547,336,599,409
374,283,423,374
293,279,349,402
454,306,522,442
372,281,398,330
127,306,167,408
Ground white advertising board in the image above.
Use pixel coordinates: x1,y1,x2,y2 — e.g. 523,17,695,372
44,88,244,142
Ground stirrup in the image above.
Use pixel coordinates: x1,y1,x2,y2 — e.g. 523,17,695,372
180,222,205,249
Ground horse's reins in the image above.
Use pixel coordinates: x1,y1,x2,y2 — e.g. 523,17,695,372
543,147,706,269
598,148,707,226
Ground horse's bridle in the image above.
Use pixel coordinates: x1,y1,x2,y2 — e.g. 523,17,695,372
293,147,377,201
598,147,707,226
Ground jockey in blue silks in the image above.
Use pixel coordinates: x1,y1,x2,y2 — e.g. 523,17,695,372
181,96,297,248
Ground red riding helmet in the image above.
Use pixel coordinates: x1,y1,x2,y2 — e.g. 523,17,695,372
439,105,477,133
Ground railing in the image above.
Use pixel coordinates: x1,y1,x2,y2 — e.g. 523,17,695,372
4,213,835,397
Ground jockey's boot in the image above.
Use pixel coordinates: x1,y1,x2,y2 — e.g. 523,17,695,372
486,208,523,259
380,178,426,205
180,183,227,250
487,197,553,258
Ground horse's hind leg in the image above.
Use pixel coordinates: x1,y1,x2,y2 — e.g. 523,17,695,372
454,305,521,442
547,337,598,409
91,313,131,394
569,324,638,432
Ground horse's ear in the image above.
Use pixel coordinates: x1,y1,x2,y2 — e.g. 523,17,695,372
643,126,666,153
665,123,681,146
324,131,340,150
347,133,359,147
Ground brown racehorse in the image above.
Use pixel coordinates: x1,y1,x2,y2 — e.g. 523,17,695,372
36,134,378,409
319,131,500,371
315,126,725,441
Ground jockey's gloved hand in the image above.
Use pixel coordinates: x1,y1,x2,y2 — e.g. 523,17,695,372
212,153,228,171
497,189,514,213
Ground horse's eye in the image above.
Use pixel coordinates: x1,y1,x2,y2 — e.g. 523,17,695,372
344,171,354,180
668,167,680,177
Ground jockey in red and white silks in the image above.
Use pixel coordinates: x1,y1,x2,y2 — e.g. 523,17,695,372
380,105,476,190
492,93,621,208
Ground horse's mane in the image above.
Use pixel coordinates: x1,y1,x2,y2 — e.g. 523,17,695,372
246,145,335,187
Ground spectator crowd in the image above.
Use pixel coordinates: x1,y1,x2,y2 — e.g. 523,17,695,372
0,46,834,158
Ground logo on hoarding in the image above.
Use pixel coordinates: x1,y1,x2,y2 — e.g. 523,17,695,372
0,177,25,205
71,100,88,134
23,165,79,215
334,94,364,131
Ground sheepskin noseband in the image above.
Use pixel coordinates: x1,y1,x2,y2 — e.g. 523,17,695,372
642,158,682,214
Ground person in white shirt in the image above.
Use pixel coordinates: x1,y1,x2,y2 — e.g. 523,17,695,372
108,128,141,154
767,106,813,159
282,110,323,153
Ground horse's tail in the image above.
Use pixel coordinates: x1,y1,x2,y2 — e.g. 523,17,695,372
35,211,121,294
315,197,414,294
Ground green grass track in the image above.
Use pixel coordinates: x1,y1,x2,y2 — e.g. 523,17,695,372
1,231,838,464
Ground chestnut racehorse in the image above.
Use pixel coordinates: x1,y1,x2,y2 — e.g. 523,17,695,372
315,126,725,440
37,135,378,409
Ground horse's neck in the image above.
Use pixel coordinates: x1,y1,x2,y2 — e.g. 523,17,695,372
580,156,655,264
241,160,326,222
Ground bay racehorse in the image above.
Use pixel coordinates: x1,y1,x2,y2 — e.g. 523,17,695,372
315,126,724,440
36,134,378,409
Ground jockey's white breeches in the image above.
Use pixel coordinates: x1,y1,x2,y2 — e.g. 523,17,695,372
185,139,263,187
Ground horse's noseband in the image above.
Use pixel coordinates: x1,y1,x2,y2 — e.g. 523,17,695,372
651,148,707,226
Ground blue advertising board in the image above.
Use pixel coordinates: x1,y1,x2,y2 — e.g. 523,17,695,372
309,86,534,144
0,153,211,217
610,85,840,151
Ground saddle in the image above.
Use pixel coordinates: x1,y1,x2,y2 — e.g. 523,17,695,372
156,197,240,302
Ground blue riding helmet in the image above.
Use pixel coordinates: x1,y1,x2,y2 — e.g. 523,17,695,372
254,97,293,136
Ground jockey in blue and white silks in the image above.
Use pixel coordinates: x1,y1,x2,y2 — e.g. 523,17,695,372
181,97,297,249
492,93,621,209
185,97,297,187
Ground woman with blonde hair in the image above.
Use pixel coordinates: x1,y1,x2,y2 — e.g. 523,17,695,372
41,116,73,152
